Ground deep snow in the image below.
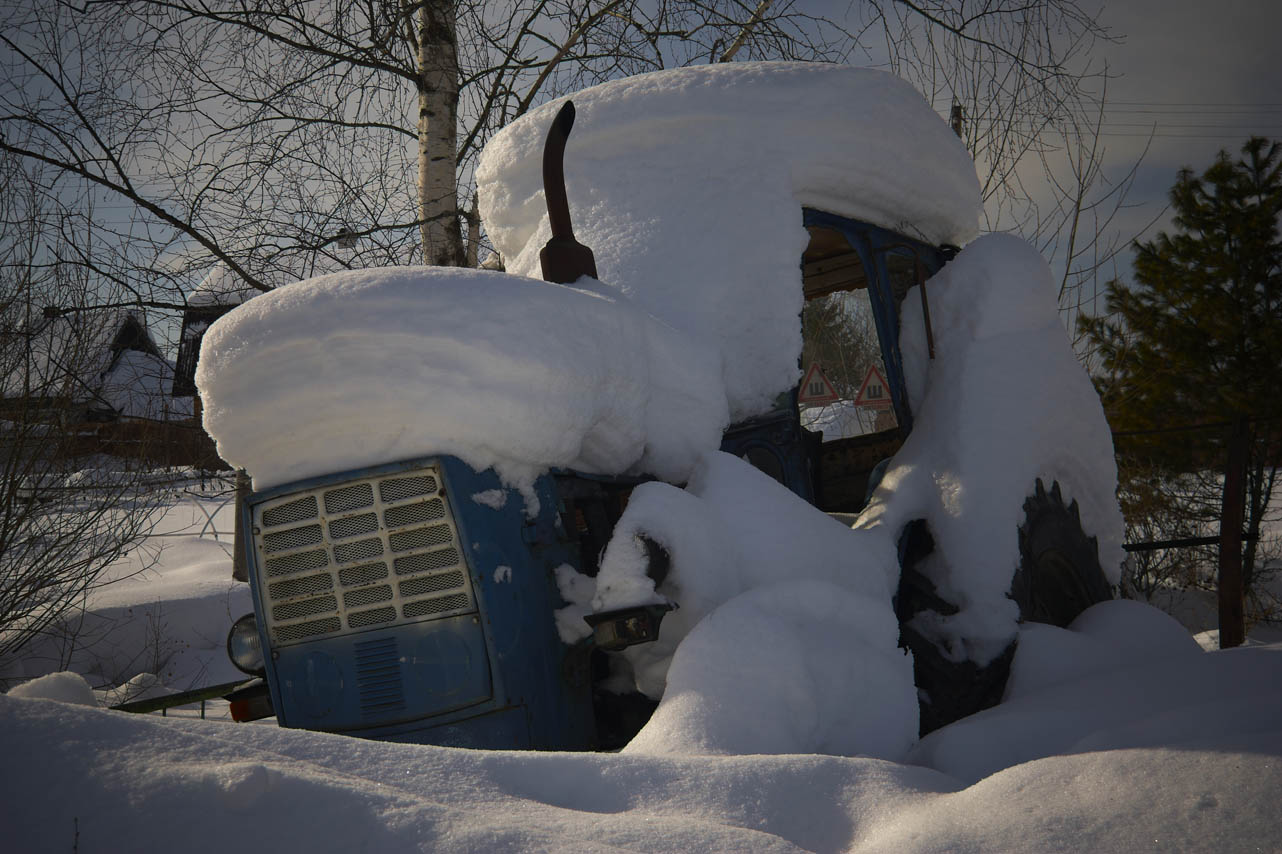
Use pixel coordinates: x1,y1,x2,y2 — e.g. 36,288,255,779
196,267,727,497
4,617,1280,853
2,478,1279,853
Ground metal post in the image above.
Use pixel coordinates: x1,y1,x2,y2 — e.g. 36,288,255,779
1218,416,1248,649
232,469,251,582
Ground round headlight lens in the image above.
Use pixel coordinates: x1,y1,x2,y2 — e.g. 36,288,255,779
227,613,266,676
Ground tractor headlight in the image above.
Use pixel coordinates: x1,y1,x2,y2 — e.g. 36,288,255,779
584,603,675,651
227,613,266,676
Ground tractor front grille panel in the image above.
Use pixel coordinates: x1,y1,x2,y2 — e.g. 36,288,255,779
252,464,476,648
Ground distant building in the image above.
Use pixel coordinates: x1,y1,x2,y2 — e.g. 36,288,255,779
0,307,231,468
2,308,191,423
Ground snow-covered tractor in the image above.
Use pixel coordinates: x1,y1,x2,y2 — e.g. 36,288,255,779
208,63,1123,755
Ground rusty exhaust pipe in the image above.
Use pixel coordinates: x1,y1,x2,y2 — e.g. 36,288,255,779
539,101,599,284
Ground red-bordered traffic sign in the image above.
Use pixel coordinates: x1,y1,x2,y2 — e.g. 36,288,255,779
798,363,840,404
854,365,892,410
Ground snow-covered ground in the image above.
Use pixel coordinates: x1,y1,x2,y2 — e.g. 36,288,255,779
0,477,250,707
3,477,1281,852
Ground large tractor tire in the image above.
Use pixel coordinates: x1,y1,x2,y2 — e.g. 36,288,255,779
895,521,1018,736
1010,478,1113,628
897,479,1113,735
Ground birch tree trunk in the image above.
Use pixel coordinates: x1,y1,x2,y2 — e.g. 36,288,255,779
416,0,465,267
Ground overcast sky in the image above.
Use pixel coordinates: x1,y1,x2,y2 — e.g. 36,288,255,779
1089,0,1282,257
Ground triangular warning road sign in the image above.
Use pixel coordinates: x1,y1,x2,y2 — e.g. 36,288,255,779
854,365,892,410
799,363,840,405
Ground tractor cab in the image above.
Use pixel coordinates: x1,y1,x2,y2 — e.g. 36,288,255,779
722,209,950,512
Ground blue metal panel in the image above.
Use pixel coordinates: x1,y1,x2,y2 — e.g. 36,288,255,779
719,393,816,502
378,705,533,749
244,455,596,750
441,456,596,750
270,613,493,731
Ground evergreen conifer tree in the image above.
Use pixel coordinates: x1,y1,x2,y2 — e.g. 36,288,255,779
1079,137,1282,609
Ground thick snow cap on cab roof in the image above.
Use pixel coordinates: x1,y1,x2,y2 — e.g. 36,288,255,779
478,62,981,419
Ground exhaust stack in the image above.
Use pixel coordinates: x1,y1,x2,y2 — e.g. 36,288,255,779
539,101,599,284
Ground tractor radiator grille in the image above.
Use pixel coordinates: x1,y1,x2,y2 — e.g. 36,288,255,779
253,464,476,648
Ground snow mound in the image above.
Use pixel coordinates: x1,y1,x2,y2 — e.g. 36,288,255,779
590,451,915,757
478,61,980,419
196,267,728,492
856,233,1125,664
8,671,97,706
3,641,1281,854
103,672,178,707
910,611,1282,785
1003,599,1203,701
625,580,917,760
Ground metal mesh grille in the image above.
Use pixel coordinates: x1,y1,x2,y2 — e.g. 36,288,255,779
398,570,465,598
274,617,341,642
343,585,393,608
266,548,329,578
394,548,460,575
379,475,437,504
384,499,445,529
262,495,318,527
272,595,338,621
334,537,384,564
262,524,323,554
389,524,451,553
269,573,333,600
339,561,388,587
329,512,379,540
404,593,470,618
253,462,478,647
324,483,374,514
349,607,397,628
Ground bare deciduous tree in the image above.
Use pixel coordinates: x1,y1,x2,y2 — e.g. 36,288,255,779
0,153,163,665
2,0,1129,312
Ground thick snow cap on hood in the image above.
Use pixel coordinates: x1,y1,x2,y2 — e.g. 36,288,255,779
196,267,728,493
478,61,982,419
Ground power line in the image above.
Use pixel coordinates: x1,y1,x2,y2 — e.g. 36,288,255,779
1098,108,1282,115
1096,133,1281,139
1096,123,1282,130
1103,101,1282,107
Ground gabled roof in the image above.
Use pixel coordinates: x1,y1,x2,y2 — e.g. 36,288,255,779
2,308,190,420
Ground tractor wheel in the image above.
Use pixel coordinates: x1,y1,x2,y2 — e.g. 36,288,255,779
1010,479,1113,628
895,520,1016,736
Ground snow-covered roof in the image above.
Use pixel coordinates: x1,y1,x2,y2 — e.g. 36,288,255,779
478,62,982,419
188,263,259,307
1,309,190,416
98,348,192,420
